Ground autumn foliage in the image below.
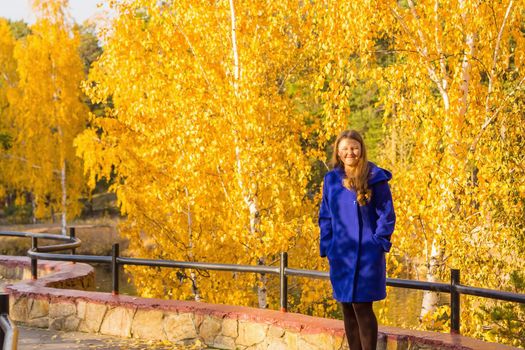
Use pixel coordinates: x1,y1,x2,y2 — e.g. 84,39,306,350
0,1,88,233
1,0,524,346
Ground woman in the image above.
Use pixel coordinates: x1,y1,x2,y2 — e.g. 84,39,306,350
319,130,395,350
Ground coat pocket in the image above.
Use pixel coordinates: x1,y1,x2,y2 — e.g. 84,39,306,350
372,234,392,252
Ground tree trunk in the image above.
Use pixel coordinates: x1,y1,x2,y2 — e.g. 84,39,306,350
420,238,441,319
228,0,267,308
60,160,67,235
31,193,36,224
184,186,201,302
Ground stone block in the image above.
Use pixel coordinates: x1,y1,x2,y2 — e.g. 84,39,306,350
199,316,222,345
164,313,198,342
28,298,49,319
268,325,285,339
194,313,204,329
408,344,434,350
333,335,345,350
267,339,288,350
221,318,238,338
10,296,28,322
236,321,268,347
213,335,236,349
245,343,268,350
81,276,95,290
78,302,107,333
77,300,86,319
100,306,135,337
131,309,165,340
49,302,76,319
296,338,321,350
377,333,387,350
26,317,49,328
299,332,339,349
49,318,64,330
386,336,408,350
19,267,30,279
64,315,81,331
283,331,300,350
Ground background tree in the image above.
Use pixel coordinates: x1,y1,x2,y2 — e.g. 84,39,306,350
6,20,30,40
0,19,20,213
310,0,525,345
77,22,103,75
6,0,89,233
72,0,525,346
76,0,342,311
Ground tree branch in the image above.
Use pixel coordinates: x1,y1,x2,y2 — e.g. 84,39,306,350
484,0,514,117
390,4,450,110
470,75,525,153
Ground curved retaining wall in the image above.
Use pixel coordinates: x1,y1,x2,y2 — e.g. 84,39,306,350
0,256,517,350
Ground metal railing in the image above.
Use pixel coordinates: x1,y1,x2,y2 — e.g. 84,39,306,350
0,294,18,350
1,228,524,335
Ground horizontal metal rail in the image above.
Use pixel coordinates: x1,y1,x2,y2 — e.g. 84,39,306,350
386,277,451,293
118,257,280,274
285,267,329,279
0,231,76,241
27,251,111,264
456,285,525,303
1,229,524,336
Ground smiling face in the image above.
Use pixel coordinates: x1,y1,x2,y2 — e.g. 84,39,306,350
337,138,362,169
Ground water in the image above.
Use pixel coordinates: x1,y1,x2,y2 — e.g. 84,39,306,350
92,263,137,295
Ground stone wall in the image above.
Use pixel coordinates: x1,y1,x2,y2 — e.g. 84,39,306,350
0,256,518,350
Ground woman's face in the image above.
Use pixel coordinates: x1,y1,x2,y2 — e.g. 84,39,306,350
338,138,361,168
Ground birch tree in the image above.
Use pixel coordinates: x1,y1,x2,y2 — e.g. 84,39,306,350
311,0,525,342
7,0,88,232
76,0,337,309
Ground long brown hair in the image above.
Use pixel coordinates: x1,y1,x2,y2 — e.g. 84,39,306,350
331,130,371,205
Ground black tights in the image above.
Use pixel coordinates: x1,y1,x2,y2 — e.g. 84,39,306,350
341,302,378,350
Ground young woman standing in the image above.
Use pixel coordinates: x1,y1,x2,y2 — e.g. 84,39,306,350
319,130,396,350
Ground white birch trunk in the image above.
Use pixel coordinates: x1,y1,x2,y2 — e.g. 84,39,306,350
229,0,266,308
184,186,200,302
420,238,441,319
60,160,67,235
31,193,37,224
405,0,453,318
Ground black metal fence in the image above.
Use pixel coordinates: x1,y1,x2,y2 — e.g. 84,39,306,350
1,228,524,335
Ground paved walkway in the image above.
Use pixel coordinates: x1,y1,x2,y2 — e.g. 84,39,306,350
17,326,207,350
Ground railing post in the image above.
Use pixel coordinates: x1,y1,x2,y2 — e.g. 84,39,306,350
0,293,7,346
450,268,460,334
69,227,76,259
31,236,38,280
280,252,288,312
112,243,119,296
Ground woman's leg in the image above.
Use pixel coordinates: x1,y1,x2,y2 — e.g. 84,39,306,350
341,302,362,350
352,302,378,350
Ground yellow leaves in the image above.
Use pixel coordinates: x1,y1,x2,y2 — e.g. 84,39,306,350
303,1,524,343
0,1,88,221
59,3,525,346
419,305,451,333
74,0,335,313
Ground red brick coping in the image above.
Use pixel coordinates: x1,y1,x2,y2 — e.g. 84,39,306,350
0,256,517,350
